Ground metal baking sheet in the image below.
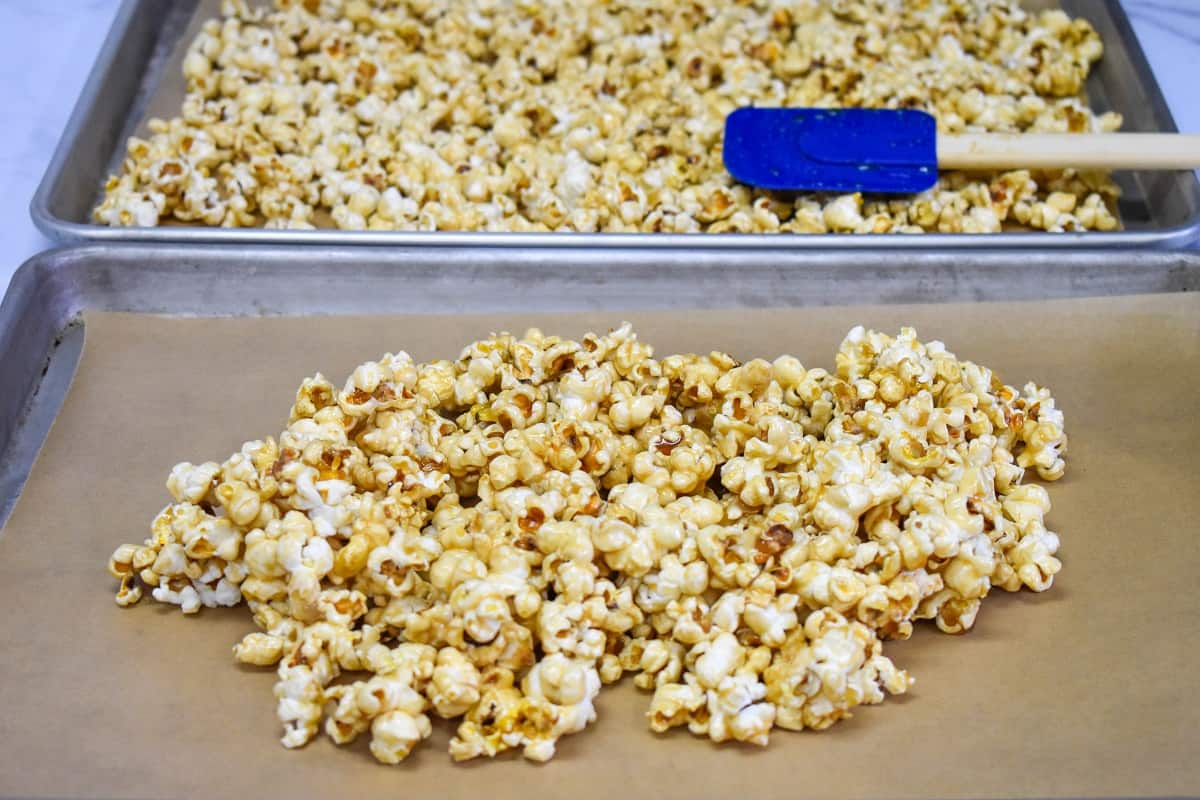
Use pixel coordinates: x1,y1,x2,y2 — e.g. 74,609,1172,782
29,0,1200,249
0,245,1199,800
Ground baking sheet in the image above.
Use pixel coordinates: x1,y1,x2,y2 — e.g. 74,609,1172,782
30,0,1200,247
0,295,1197,799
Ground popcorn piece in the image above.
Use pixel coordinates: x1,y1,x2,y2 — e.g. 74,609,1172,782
234,632,286,666
704,674,776,746
370,710,433,764
275,662,326,749
324,667,431,761
517,654,603,761
429,647,482,718
166,461,220,504
764,610,912,731
648,680,706,733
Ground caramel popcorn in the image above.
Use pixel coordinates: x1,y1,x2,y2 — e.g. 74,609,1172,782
95,0,1121,234
109,322,1067,763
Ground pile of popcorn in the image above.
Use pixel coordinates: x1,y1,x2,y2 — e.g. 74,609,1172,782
94,0,1121,234
108,323,1067,763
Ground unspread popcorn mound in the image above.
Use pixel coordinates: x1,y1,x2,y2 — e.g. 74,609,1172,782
109,324,1067,763
96,0,1119,233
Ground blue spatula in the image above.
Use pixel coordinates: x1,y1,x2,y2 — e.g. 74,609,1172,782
723,108,1200,194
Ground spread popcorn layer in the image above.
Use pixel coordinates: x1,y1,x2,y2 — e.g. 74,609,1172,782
95,0,1121,233
108,324,1068,763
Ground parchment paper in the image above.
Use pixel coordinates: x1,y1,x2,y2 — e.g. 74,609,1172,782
1,295,1197,799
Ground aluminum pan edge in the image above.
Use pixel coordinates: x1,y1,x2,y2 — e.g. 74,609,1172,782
11,243,1200,315
26,224,1200,250
0,254,86,528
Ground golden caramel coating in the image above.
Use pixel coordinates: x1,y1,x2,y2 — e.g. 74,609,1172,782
96,0,1119,234
109,322,1066,763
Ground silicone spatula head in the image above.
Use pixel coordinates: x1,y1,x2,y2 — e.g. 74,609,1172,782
723,107,939,194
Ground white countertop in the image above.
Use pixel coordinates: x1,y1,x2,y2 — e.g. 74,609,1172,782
0,0,1196,295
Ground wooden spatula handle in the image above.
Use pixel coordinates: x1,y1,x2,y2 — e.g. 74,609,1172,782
937,133,1200,171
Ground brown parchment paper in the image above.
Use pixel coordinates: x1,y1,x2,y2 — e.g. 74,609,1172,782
1,295,1198,799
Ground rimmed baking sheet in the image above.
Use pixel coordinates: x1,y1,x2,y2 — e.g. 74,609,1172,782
29,0,1200,248
0,246,1197,798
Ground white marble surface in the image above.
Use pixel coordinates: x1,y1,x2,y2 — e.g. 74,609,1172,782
0,0,1197,296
